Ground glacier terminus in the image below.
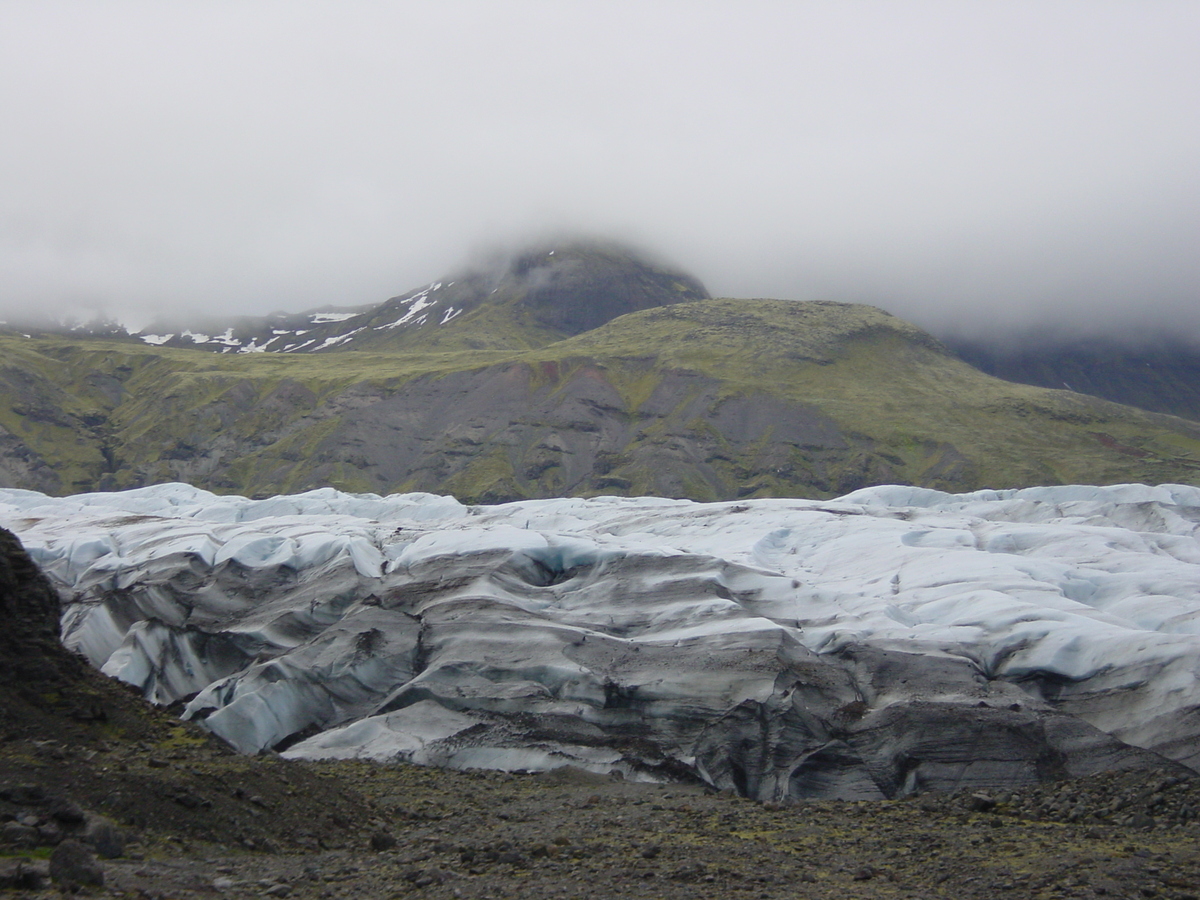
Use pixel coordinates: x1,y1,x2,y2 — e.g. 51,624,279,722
3,482,1199,801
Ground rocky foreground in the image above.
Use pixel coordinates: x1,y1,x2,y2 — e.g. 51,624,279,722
3,728,1200,899
3,524,1200,899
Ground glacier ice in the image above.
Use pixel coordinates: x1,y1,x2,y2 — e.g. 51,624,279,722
3,481,1200,800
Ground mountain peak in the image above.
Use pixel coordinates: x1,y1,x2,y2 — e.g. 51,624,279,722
120,240,709,354
486,240,709,335
335,240,709,353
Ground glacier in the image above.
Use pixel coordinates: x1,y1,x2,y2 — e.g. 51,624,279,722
3,482,1200,801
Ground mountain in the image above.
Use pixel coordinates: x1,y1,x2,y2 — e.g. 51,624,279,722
128,241,708,354
1,242,1200,501
6,482,1195,800
946,334,1200,423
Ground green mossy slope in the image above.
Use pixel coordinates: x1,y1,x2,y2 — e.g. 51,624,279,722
540,300,1200,494
2,298,1199,502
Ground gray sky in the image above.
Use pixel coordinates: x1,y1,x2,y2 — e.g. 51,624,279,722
2,1,1198,339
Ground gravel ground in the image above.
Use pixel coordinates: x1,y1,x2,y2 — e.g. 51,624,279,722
4,730,1200,900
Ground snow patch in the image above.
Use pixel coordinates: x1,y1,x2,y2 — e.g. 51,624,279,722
313,327,366,350
376,290,438,330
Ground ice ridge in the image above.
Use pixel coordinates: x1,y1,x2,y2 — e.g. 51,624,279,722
3,482,1199,800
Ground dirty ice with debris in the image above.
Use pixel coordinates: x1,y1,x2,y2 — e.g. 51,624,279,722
3,482,1199,801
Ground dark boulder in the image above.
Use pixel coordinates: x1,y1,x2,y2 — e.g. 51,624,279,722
48,839,104,888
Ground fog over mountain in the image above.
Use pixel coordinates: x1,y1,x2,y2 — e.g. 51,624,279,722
2,3,1197,339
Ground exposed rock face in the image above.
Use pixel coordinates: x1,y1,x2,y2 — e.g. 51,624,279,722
492,243,709,336
281,362,865,503
949,334,1200,423
4,297,1200,502
125,241,710,355
48,839,104,888
263,241,710,354
0,526,64,686
7,482,1198,802
0,425,63,495
0,526,154,749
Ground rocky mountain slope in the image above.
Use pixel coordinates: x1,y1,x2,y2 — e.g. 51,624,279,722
125,241,709,355
948,335,1200,423
2,243,1200,502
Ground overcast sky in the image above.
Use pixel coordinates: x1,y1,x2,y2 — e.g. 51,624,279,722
2,1,1198,339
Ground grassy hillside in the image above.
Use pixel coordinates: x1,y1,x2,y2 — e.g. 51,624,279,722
2,298,1199,501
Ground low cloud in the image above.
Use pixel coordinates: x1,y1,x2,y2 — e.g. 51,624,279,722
1,3,1197,342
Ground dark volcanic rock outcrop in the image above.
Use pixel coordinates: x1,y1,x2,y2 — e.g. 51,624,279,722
485,242,709,336
0,527,61,677
0,526,379,855
0,526,92,721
